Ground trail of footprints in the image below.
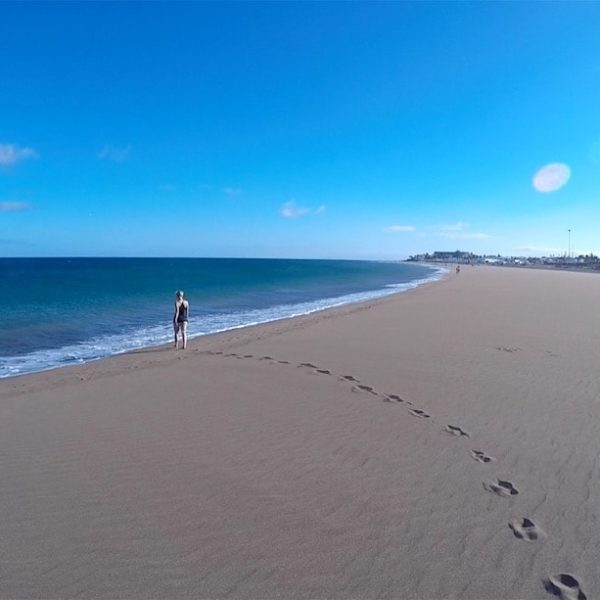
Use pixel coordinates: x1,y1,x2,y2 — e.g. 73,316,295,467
204,348,585,598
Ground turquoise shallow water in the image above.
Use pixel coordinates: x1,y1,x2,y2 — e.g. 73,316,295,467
0,258,441,377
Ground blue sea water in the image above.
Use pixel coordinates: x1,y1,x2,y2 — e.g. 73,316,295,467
0,258,441,378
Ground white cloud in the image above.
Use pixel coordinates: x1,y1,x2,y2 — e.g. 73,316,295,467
424,221,491,240
440,221,469,232
98,144,131,163
0,143,37,166
280,201,310,218
0,201,31,212
384,225,416,233
279,200,325,218
223,187,243,196
533,163,571,192
465,233,491,239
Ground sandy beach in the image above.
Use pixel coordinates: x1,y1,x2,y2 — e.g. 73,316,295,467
1,265,599,599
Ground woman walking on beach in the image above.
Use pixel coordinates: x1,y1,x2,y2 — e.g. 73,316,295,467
173,290,189,349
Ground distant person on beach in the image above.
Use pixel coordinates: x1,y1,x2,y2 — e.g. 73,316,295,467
173,290,189,349
456,265,461,274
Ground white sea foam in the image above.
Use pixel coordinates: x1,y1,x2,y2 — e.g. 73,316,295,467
0,267,444,378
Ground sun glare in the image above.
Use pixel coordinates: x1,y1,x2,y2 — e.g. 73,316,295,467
532,163,571,192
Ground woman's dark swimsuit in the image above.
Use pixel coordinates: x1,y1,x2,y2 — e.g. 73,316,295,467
177,302,188,323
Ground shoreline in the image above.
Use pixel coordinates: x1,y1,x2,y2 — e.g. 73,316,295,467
0,264,445,382
2,265,599,598
0,268,446,397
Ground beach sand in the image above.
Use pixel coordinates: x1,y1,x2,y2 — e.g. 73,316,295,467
1,266,599,599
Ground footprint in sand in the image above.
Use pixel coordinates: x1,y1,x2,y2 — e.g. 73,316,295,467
409,408,431,418
277,360,290,364
445,424,470,438
384,394,404,403
471,449,494,463
496,346,520,353
352,384,378,396
298,362,318,369
259,356,273,361
340,375,360,383
483,479,519,497
243,354,253,358
315,369,331,375
544,574,587,600
509,518,544,542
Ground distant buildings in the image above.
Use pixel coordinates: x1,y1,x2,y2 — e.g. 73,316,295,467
408,251,476,263
407,251,600,270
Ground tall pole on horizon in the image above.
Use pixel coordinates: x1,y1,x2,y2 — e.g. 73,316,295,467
568,229,571,259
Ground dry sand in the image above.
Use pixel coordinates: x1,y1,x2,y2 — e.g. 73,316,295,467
1,266,599,599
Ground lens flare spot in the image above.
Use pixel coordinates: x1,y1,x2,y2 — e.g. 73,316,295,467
533,163,571,192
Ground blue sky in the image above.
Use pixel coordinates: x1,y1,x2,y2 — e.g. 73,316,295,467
1,2,599,259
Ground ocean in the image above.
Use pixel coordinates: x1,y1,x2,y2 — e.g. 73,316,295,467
0,258,441,378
